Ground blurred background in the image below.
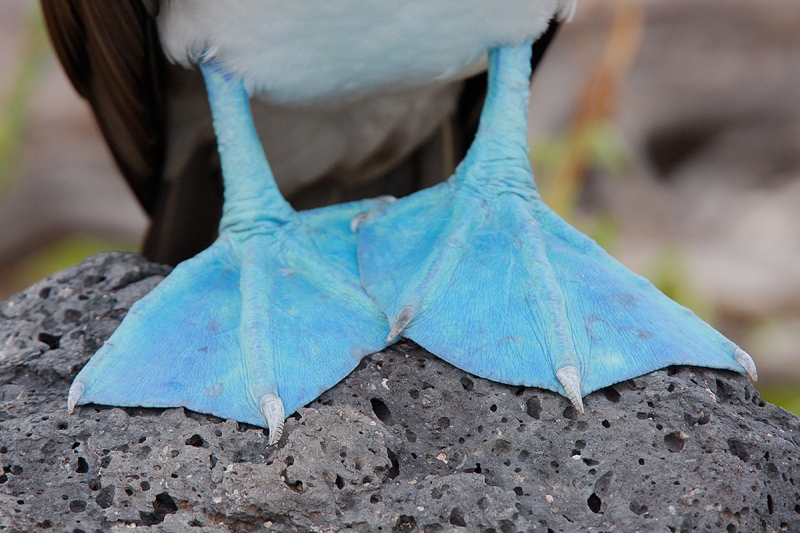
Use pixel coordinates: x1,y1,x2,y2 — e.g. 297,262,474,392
1,0,798,413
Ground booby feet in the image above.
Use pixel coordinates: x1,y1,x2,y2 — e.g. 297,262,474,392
68,63,390,444
356,44,757,411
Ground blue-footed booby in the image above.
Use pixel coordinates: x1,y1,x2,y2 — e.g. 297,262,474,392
41,0,757,445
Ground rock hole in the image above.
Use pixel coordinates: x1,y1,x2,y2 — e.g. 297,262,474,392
284,455,294,466
728,439,753,462
125,488,134,496
209,454,218,470
438,417,451,428
563,405,579,420
666,367,680,376
664,432,686,453
490,404,497,412
767,494,774,514
460,377,474,391
629,501,648,515
409,389,419,399
370,493,382,504
140,481,150,491
513,487,523,496
69,500,86,513
515,386,526,396
88,479,101,491
602,386,621,403
335,474,345,489
386,449,400,479
76,457,89,473
405,430,417,443
393,515,417,532
56,422,68,431
587,493,602,513
95,486,114,508
525,396,542,419
281,471,304,493
639,458,645,465
667,383,676,392
601,420,611,428
370,398,393,424
39,287,51,299
518,450,530,461
716,379,733,402
184,434,205,448
583,459,599,467
492,439,512,456
464,463,482,474
449,508,467,527
37,332,62,350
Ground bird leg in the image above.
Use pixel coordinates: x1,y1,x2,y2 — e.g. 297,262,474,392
68,60,390,444
356,43,756,410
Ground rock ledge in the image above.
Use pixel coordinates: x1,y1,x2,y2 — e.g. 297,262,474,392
1,253,798,532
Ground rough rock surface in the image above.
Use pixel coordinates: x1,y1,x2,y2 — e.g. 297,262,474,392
0,252,798,532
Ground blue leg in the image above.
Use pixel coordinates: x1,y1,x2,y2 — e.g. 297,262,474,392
357,44,757,411
68,62,390,443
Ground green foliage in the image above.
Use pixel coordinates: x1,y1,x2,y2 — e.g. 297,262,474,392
3,235,138,299
757,384,800,416
0,7,49,192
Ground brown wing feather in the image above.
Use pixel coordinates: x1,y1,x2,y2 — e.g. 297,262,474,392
41,0,165,213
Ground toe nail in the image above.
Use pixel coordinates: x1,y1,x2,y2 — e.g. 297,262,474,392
556,365,584,414
734,348,758,381
67,381,85,414
260,393,285,446
350,212,372,232
387,305,415,342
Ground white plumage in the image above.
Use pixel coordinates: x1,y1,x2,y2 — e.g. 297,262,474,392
158,0,578,103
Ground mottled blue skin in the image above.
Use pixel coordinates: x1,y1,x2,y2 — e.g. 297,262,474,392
72,64,391,424
72,43,751,428
357,44,750,398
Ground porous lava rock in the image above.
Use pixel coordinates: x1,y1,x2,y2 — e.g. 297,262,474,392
0,252,798,532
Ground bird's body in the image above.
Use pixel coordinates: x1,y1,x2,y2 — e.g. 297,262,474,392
159,0,574,103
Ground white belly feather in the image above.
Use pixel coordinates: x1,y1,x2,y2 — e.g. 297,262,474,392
158,0,577,103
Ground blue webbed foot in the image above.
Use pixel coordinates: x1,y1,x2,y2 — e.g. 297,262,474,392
357,44,757,411
68,62,390,443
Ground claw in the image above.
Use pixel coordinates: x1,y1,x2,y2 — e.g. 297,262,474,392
350,211,373,232
260,393,286,446
387,305,415,342
734,348,758,381
350,196,397,232
67,381,84,414
556,365,584,414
